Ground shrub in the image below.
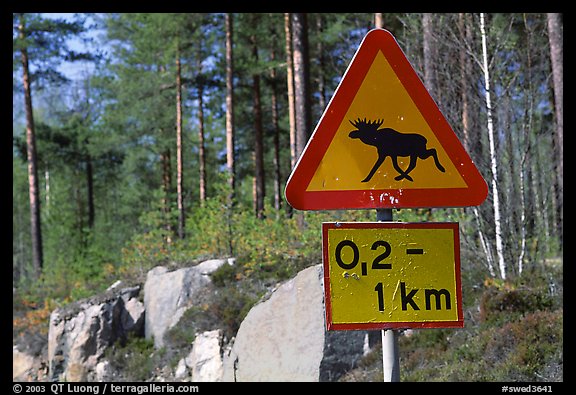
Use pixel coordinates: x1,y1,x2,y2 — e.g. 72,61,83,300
105,335,156,382
479,282,555,325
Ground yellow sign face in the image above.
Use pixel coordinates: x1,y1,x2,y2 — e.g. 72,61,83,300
322,222,463,330
307,52,467,192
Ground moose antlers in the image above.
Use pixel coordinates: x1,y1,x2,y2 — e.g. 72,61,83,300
349,118,384,130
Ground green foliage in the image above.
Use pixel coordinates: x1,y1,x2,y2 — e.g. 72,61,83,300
105,335,157,382
479,285,555,326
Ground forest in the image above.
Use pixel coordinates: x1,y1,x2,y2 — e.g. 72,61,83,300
13,13,563,381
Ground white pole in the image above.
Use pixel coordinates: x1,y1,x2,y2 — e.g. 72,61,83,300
376,209,400,382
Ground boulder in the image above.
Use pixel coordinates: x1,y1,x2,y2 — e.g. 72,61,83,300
47,285,144,382
188,329,224,381
13,346,36,380
222,264,371,382
12,330,48,381
143,259,233,348
174,329,225,381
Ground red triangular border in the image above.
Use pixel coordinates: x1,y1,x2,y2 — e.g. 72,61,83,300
285,29,488,210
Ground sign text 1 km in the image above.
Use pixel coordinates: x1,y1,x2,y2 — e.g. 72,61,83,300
322,222,463,330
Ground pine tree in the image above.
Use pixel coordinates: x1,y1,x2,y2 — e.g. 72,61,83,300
13,13,92,277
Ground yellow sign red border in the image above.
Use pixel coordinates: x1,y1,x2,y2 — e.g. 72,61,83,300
322,222,464,330
285,29,488,210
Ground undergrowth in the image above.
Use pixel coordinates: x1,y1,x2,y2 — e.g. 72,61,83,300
340,260,563,382
13,196,563,382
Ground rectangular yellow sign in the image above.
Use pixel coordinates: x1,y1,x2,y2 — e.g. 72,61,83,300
322,222,463,330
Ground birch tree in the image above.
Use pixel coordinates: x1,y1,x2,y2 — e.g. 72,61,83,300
480,13,506,279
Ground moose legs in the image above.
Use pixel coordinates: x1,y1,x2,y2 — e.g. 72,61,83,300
362,155,415,182
392,149,445,181
361,156,385,182
392,156,416,181
361,149,445,183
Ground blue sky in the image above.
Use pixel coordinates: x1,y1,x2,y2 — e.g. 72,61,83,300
42,13,101,81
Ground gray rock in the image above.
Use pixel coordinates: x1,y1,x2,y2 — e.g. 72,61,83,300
188,329,224,382
222,264,370,382
143,259,232,348
13,346,36,380
173,329,224,381
47,286,145,382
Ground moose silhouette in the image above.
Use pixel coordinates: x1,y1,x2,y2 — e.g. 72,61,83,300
348,118,445,182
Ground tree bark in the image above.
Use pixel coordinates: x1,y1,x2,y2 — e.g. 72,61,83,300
284,13,297,170
422,13,436,221
315,15,326,112
375,13,384,29
422,13,437,98
546,13,563,245
161,148,173,245
292,13,312,161
197,48,207,205
480,13,506,280
251,32,265,219
86,154,95,229
225,13,236,202
457,13,472,151
458,14,494,277
175,46,185,239
19,17,43,275
270,27,282,213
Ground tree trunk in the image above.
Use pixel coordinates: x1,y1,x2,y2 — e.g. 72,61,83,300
270,28,282,213
422,13,437,98
292,13,312,160
480,13,506,280
457,13,472,151
225,13,236,202
284,13,297,170
374,13,383,29
44,163,50,217
198,84,206,204
197,48,207,205
251,33,265,219
161,148,173,245
459,14,494,276
315,15,326,112
86,154,95,229
546,13,563,245
422,13,436,221
19,17,43,276
175,46,185,239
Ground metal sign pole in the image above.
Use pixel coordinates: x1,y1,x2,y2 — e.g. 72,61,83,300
376,208,400,382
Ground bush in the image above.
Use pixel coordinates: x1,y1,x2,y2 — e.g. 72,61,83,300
479,281,555,325
105,335,157,382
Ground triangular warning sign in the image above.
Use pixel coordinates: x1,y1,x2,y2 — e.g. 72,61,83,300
285,29,488,210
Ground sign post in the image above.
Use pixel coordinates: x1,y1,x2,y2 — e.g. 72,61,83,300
285,28,487,382
377,209,399,382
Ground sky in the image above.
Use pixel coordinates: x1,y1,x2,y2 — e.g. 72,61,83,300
42,13,102,81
